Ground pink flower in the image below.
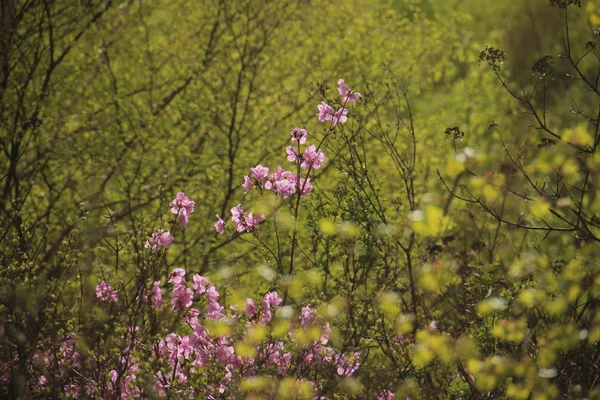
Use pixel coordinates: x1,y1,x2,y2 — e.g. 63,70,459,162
267,171,311,198
335,352,360,376
153,372,170,395
286,146,298,163
96,281,118,303
320,345,336,363
234,218,246,232
245,298,256,317
338,79,361,103
263,291,282,308
243,175,254,194
145,230,175,250
230,204,245,223
171,285,194,311
277,352,292,374
185,309,200,325
273,178,296,199
159,231,175,247
332,107,348,126
230,204,263,232
178,335,195,359
376,390,395,400
320,322,331,344
108,369,119,394
193,275,211,293
180,209,191,227
127,325,138,335
216,345,234,363
168,268,186,286
234,220,246,233
213,214,225,234
247,213,264,231
301,145,325,170
59,338,82,369
0,364,9,385
64,384,81,398
171,192,195,215
262,308,274,324
298,177,313,196
151,281,164,308
261,291,282,324
271,166,289,181
250,165,270,182
300,306,314,326
206,285,220,301
317,102,335,122
174,365,187,383
162,333,180,359
290,127,307,144
264,341,291,374
318,101,349,126
170,192,195,227
206,300,225,320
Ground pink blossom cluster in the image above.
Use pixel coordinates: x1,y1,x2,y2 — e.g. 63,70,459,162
148,269,361,398
338,79,362,104
108,363,140,398
213,203,264,235
95,281,118,303
261,340,292,375
170,191,195,227
317,102,348,126
316,79,361,126
245,164,315,199
213,129,322,234
145,229,174,250
295,306,362,377
150,280,164,308
145,192,194,250
230,204,264,232
213,79,359,235
286,144,325,170
18,332,142,398
3,258,362,398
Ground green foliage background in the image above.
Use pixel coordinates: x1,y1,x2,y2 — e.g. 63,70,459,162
2,0,600,398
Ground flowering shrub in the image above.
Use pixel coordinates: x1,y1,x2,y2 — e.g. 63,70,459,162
151,270,360,398
21,270,360,398
3,2,600,397
0,79,367,399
